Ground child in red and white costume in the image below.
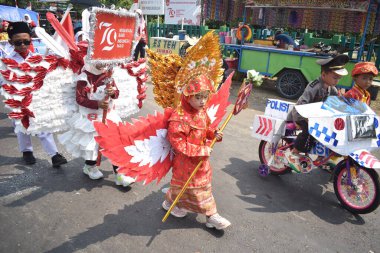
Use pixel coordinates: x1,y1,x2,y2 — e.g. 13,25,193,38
58,60,135,186
344,62,379,106
163,74,231,230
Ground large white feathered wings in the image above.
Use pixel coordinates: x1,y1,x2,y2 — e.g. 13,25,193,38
0,55,148,135
0,55,77,135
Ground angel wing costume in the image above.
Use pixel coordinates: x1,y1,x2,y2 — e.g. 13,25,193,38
94,32,234,222
94,31,232,184
0,8,148,162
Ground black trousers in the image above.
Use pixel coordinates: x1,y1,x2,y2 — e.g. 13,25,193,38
134,40,146,61
294,120,314,153
85,160,118,173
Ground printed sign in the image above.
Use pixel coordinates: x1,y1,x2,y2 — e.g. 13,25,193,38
149,37,186,55
164,0,201,25
264,99,295,120
139,0,165,15
87,8,138,64
251,115,285,143
309,142,329,156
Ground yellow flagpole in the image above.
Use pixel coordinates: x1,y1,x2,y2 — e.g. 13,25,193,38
162,111,234,222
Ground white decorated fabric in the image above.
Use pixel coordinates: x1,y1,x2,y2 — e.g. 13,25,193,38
0,59,77,135
113,65,141,119
58,79,121,161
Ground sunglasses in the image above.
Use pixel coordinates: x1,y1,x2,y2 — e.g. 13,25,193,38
13,40,31,46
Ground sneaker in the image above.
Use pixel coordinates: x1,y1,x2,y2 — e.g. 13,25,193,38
51,153,67,168
162,200,187,218
327,155,340,168
83,165,103,180
115,173,135,187
23,151,36,165
285,152,303,173
206,213,231,230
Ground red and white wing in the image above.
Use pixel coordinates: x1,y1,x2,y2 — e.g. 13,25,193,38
94,108,174,185
113,58,148,118
206,72,234,128
0,56,77,135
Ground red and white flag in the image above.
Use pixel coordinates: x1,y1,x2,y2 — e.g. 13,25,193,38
53,6,74,52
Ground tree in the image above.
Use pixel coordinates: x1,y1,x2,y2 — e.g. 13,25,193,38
98,0,133,9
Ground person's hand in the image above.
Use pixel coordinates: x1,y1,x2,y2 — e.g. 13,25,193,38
215,131,223,141
106,87,115,96
98,99,109,109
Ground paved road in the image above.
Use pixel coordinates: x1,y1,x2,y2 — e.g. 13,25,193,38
0,81,379,253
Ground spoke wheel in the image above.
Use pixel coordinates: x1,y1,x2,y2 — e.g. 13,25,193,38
276,70,306,99
333,161,380,214
258,140,292,175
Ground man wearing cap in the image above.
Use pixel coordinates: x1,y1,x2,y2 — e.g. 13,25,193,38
2,22,67,167
287,54,349,159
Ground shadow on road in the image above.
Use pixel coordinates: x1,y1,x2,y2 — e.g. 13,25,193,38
0,126,14,140
222,157,365,226
44,189,224,253
0,157,127,207
0,112,8,120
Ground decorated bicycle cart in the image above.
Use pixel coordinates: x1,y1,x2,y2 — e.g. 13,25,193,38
252,96,380,214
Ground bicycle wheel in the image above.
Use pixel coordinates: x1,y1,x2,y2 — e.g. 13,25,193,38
258,139,292,175
333,161,380,214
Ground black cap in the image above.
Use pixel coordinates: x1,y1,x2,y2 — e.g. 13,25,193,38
316,54,349,75
7,22,31,38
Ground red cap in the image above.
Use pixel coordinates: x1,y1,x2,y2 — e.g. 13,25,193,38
352,62,379,77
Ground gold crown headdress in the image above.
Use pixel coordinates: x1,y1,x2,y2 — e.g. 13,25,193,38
147,31,224,108
147,49,183,108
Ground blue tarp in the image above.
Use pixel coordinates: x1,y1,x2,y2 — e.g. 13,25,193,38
0,5,39,26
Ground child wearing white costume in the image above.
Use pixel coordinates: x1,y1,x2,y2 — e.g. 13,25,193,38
58,61,135,186
1,21,67,167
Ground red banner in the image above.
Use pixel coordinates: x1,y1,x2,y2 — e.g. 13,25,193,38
90,10,137,62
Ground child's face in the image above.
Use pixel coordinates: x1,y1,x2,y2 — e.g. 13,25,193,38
10,33,31,53
321,71,343,86
353,73,374,90
188,91,210,111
